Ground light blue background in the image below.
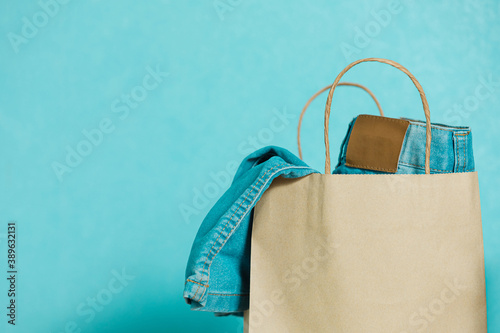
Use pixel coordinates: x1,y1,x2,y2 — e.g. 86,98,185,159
0,0,498,332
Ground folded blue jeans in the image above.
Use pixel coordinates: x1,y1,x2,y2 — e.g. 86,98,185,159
333,116,475,174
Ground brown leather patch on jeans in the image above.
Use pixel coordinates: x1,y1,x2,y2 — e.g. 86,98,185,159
345,115,410,173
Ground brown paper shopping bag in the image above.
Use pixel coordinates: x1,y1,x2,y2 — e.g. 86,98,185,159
244,58,487,333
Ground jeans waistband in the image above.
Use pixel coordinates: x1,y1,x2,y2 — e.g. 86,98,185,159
399,118,474,173
338,117,475,174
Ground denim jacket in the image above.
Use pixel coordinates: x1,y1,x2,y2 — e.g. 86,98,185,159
183,146,318,316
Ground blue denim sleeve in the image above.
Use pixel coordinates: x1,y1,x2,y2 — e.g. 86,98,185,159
183,146,318,315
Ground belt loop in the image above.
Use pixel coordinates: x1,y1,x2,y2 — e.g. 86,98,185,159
453,132,468,172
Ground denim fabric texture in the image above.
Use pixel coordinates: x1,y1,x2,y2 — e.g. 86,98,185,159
183,146,318,316
333,116,475,174
184,117,475,316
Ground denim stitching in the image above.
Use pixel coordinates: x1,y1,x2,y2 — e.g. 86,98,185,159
411,123,470,134
194,165,313,302
192,164,314,302
461,133,466,171
198,163,283,275
398,162,453,173
187,279,208,287
463,135,467,172
197,165,314,302
460,134,466,172
191,280,203,301
460,135,463,172
460,136,463,172
191,165,283,301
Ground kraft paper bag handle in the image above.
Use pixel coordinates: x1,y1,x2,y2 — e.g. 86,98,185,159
297,82,385,160
324,58,432,174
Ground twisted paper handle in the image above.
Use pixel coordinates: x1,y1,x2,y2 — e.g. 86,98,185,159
324,58,432,174
297,82,384,160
